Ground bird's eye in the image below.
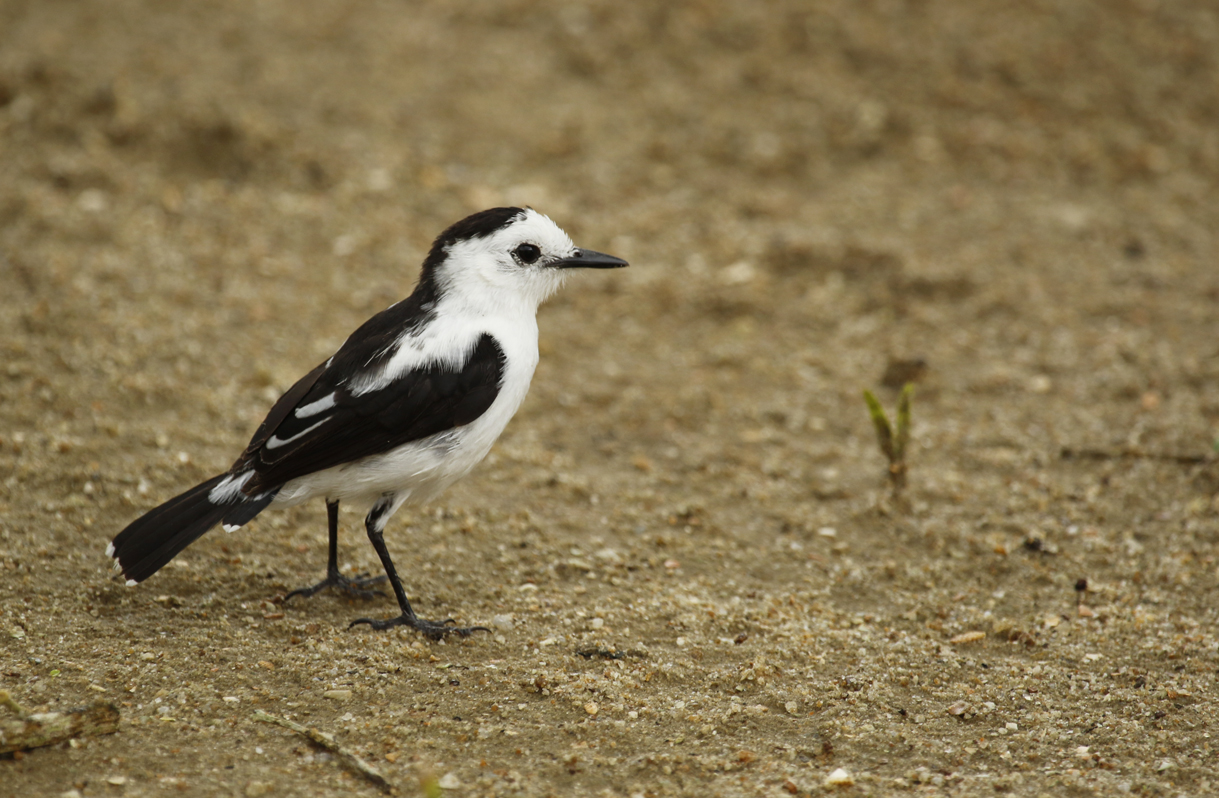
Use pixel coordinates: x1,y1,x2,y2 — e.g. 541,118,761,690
513,243,542,264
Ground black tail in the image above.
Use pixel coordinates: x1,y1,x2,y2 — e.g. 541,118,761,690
108,474,276,584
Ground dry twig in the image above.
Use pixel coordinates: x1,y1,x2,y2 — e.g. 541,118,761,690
252,710,393,793
1060,447,1213,466
0,690,120,754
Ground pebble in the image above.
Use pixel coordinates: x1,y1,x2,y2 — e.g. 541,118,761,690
323,689,352,701
438,772,462,789
824,767,854,788
949,631,986,644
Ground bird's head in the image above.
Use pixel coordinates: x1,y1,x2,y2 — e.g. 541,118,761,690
421,207,628,311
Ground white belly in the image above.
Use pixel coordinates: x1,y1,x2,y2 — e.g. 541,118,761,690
272,322,538,509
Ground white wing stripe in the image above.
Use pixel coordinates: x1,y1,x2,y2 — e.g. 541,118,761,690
294,392,337,419
266,418,330,450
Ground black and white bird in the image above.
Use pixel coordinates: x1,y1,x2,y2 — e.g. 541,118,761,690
108,207,627,639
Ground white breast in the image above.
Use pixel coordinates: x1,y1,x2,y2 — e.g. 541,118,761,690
272,307,540,509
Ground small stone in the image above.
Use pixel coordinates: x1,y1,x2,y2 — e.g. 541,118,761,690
824,767,853,788
106,776,127,786
784,701,799,715
323,689,352,701
1157,760,1173,772
719,261,756,285
438,772,462,789
492,614,514,631
77,188,109,213
1027,374,1052,394
950,631,986,645
594,547,623,565
245,781,274,797
584,702,599,716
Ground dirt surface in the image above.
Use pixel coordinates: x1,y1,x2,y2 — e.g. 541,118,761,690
3,1,1219,796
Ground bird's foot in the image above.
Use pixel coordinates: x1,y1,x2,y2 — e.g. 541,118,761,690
348,613,491,640
284,572,388,602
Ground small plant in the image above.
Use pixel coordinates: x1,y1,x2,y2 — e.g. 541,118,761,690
862,383,913,495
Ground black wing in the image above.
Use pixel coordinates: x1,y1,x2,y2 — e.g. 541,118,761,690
231,333,505,495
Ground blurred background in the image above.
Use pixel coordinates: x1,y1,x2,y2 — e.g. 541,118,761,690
2,1,1218,795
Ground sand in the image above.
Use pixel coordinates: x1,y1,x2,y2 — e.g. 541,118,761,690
2,1,1218,795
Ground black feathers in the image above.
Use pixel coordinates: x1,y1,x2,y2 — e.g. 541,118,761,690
109,476,231,583
237,334,506,494
422,207,525,274
111,334,505,583
108,207,535,587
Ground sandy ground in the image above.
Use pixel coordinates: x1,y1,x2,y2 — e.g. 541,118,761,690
3,1,1219,796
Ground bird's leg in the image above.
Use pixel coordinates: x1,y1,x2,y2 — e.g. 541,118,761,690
349,495,490,640
284,500,387,601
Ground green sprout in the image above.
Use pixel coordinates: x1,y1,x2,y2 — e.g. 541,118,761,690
862,383,913,495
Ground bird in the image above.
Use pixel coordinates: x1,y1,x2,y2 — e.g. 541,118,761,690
107,207,628,639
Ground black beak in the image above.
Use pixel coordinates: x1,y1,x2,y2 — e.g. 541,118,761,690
550,248,629,269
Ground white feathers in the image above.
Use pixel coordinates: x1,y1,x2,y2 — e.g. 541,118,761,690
435,209,574,313
208,470,254,503
107,208,623,590
269,216,566,509
125,579,137,587
294,392,337,419
348,210,574,397
105,541,115,558
266,418,330,450
271,301,540,509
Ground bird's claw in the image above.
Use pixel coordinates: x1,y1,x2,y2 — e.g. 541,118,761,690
284,572,388,602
